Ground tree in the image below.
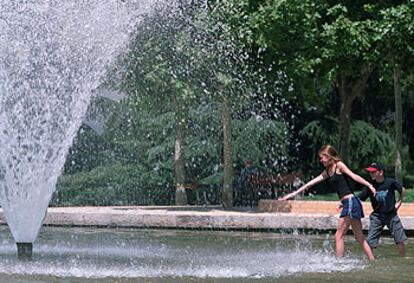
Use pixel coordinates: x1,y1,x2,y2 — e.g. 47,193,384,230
374,3,414,182
226,0,385,162
300,118,393,170
189,2,265,207
58,1,320,206
120,4,202,205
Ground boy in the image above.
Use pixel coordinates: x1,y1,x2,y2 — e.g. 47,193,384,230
358,162,407,257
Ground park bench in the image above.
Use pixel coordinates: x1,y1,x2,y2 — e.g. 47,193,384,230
235,172,304,207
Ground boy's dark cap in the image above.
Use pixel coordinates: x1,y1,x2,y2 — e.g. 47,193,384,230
365,162,385,172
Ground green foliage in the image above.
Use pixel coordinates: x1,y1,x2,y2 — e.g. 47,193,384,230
374,3,414,75
185,102,290,185
349,120,393,162
54,164,174,206
379,145,414,187
118,3,204,118
300,118,393,169
300,117,339,150
57,0,414,207
227,0,378,91
232,116,289,173
305,188,414,203
303,192,338,201
60,96,291,205
402,188,414,203
65,126,113,174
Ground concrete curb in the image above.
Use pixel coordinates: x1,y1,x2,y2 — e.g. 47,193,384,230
1,202,414,232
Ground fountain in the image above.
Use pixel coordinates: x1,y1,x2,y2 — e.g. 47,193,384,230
0,0,158,259
1,2,410,281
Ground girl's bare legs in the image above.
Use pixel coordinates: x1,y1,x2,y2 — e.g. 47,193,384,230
350,218,375,261
335,217,350,258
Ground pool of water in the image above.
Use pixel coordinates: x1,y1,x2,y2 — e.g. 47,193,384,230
0,225,412,282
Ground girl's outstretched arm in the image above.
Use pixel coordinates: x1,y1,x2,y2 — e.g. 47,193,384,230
279,172,327,200
337,161,376,195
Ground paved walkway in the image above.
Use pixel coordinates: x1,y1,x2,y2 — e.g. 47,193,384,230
2,200,414,232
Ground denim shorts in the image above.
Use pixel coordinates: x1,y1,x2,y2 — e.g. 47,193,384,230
340,196,364,219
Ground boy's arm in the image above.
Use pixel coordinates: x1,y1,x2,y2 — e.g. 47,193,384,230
357,187,370,201
396,186,405,211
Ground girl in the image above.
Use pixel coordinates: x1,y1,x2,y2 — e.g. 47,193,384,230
279,145,376,260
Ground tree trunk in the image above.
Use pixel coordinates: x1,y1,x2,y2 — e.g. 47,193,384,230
337,75,354,163
407,76,414,159
394,67,403,183
222,96,233,208
173,97,187,205
336,65,373,163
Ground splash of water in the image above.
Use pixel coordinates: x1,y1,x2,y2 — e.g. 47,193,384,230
0,227,365,279
0,0,157,243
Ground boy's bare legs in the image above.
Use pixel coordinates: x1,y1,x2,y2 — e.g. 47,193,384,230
398,242,406,257
335,217,350,258
350,218,375,261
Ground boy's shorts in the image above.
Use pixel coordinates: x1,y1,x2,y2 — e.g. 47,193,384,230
340,196,364,219
367,212,407,248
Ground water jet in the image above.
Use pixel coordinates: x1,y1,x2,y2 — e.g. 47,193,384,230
0,0,157,259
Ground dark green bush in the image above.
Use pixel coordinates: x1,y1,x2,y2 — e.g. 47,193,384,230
53,164,175,206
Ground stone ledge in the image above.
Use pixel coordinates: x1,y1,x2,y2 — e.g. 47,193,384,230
0,203,414,232
258,199,414,216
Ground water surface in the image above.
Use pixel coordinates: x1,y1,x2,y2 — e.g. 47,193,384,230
0,226,412,282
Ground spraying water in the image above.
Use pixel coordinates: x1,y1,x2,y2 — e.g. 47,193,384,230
0,0,157,245
0,227,366,280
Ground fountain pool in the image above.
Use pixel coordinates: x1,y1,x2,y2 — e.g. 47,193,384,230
0,226,413,282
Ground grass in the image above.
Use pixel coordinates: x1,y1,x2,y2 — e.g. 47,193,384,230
303,188,414,202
